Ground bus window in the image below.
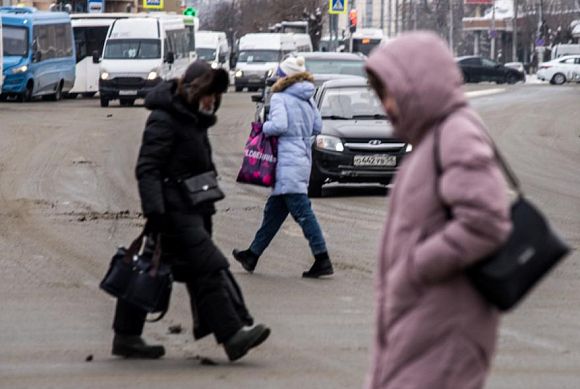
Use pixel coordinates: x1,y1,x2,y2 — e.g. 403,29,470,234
73,26,109,63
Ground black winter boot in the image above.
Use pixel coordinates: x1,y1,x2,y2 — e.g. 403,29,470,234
302,252,334,278
232,249,259,273
223,324,271,361
112,334,165,359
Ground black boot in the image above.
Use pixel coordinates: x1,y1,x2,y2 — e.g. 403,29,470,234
302,252,334,278
232,249,259,273
112,334,165,359
223,324,271,361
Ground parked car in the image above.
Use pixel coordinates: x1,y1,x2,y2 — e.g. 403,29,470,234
301,51,366,78
457,56,525,84
537,55,580,85
308,78,412,197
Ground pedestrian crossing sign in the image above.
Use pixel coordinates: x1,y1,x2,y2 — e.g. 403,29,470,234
329,0,347,14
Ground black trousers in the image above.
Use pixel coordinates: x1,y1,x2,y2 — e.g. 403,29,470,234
113,213,252,343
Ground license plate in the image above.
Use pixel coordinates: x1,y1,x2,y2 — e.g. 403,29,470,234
119,90,137,96
353,155,397,167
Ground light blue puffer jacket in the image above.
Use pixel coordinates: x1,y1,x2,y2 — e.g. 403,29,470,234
263,74,322,195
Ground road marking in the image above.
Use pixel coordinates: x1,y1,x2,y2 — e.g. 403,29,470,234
465,88,506,99
501,327,570,353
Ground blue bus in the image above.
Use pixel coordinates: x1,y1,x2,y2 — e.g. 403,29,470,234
1,7,75,102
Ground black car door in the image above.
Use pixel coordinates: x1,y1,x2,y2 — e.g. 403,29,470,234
461,57,483,82
481,58,502,82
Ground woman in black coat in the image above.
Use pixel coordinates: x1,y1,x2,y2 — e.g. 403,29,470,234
112,61,270,362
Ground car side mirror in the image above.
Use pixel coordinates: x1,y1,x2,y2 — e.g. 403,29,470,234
33,51,42,63
92,50,100,64
165,51,175,64
251,94,263,103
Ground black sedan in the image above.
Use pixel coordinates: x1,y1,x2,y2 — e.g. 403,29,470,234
308,78,411,197
457,56,525,84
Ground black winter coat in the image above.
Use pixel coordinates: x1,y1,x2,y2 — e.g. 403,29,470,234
136,80,219,217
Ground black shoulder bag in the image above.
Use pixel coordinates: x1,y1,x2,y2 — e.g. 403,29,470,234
100,231,172,322
434,118,570,311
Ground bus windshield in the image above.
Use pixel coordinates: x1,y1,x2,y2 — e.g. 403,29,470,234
352,38,381,56
3,26,28,57
103,39,161,60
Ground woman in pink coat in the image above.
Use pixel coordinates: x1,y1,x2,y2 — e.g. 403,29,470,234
364,32,512,388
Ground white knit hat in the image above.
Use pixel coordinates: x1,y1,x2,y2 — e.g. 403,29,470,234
279,56,306,77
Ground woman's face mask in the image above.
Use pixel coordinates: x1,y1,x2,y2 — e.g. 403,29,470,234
199,94,216,115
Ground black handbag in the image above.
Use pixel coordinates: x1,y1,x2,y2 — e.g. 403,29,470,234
180,171,225,207
434,118,570,311
100,231,172,322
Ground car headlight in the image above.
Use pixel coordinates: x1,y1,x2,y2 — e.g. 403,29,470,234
211,62,219,69
235,70,243,78
316,135,344,152
100,72,110,80
147,71,159,80
11,65,28,74
405,144,413,152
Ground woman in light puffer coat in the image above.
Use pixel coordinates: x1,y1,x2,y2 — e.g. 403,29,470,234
233,56,333,278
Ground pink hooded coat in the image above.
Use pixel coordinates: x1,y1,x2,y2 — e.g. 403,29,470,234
364,32,512,389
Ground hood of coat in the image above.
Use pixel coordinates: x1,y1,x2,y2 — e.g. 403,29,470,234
271,72,316,101
365,31,467,145
144,80,217,128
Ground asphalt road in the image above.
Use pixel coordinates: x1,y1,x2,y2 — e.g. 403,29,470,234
0,83,578,389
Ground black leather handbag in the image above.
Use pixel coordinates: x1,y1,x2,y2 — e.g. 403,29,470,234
100,231,172,321
434,119,570,311
180,171,225,207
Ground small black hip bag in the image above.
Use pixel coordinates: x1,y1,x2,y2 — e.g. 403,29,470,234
170,171,225,207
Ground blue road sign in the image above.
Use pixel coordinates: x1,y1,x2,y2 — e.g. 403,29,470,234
329,0,347,14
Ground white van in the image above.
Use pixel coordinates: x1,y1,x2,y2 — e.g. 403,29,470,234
551,44,580,60
292,33,313,52
196,31,230,70
233,33,295,92
97,15,192,107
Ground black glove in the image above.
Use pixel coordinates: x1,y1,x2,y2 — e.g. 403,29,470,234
145,213,166,234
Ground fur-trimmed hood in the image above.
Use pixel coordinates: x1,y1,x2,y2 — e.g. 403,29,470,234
271,72,315,93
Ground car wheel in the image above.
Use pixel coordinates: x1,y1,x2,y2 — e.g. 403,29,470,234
235,86,243,92
308,167,324,198
44,82,63,101
552,73,566,85
63,92,78,99
100,97,109,107
506,74,518,84
18,83,33,102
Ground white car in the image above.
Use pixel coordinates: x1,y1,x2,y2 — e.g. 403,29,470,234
537,55,580,85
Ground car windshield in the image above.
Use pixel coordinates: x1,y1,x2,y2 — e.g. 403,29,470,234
320,87,387,120
197,48,216,61
305,59,365,77
3,26,28,57
103,39,161,60
238,50,280,63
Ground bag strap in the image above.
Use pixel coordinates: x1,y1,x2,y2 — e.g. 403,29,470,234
434,113,522,194
123,231,146,264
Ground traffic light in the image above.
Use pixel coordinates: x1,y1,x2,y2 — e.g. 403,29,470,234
183,7,197,16
349,9,357,33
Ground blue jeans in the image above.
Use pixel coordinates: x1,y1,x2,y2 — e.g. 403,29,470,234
250,194,327,256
